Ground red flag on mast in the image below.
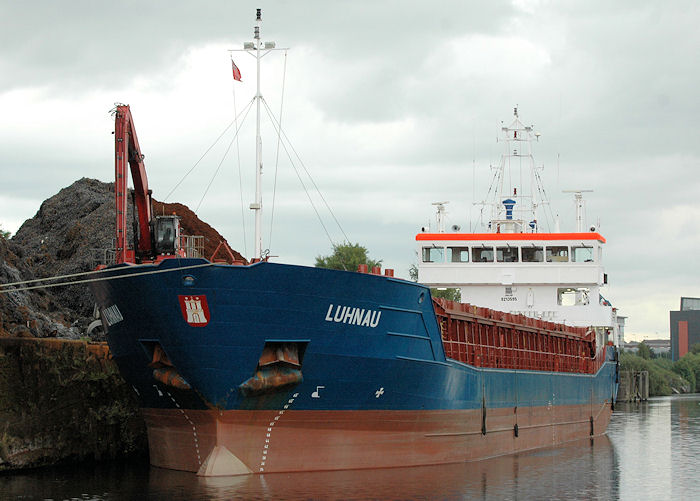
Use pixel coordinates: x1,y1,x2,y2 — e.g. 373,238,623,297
231,60,242,82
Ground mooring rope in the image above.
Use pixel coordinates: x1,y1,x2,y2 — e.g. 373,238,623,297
0,267,117,289
0,262,215,294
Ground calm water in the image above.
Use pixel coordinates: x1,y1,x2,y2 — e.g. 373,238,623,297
2,394,698,500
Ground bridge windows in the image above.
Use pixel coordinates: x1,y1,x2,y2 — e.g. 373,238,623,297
448,246,469,262
473,246,494,262
572,246,594,262
496,246,519,262
420,243,599,265
522,246,544,262
422,246,445,263
546,246,569,262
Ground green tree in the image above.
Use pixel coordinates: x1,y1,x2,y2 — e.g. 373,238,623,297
691,343,700,355
673,352,700,392
672,356,697,391
408,264,461,302
619,352,690,396
409,264,418,281
654,356,673,370
637,341,653,360
315,242,381,271
432,288,462,302
0,224,10,239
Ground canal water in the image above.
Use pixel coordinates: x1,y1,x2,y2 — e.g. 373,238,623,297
1,394,698,500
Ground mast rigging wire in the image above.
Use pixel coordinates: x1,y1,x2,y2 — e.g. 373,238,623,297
534,168,556,231
261,100,336,249
268,50,288,250
194,100,255,213
261,98,350,244
163,97,256,203
231,60,249,258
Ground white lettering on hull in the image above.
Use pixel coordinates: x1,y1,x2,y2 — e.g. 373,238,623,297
324,304,381,328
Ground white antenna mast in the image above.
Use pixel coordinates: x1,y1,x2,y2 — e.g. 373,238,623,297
232,9,286,260
563,190,593,232
432,201,449,233
252,9,264,259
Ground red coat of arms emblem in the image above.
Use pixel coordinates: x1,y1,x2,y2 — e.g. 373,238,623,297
178,295,211,327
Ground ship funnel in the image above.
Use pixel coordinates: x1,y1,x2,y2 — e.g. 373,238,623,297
502,199,516,220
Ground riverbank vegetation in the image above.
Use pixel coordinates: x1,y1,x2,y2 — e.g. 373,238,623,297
620,342,700,396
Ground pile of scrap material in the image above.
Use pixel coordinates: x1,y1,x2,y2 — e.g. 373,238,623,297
1,178,243,340
0,232,74,339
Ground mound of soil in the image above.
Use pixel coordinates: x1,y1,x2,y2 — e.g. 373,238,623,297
152,201,245,263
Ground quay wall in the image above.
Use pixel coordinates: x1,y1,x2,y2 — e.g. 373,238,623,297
0,337,146,471
617,370,649,402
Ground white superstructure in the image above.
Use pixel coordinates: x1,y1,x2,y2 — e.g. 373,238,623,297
417,108,621,347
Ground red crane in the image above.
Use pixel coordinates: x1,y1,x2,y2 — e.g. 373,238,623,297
113,104,182,264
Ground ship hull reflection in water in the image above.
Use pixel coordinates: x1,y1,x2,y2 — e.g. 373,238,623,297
0,436,617,499
6,395,700,499
145,436,617,500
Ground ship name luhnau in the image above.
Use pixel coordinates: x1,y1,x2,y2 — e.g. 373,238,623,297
324,304,382,327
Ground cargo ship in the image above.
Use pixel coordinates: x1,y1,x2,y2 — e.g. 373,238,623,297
90,11,618,476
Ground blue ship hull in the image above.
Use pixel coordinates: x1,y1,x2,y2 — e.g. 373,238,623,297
90,258,618,475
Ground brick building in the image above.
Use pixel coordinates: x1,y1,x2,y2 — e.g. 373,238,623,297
670,297,700,361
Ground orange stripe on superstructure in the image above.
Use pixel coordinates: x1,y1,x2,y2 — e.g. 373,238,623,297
415,232,606,243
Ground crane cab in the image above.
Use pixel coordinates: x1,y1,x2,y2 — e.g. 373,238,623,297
153,215,182,257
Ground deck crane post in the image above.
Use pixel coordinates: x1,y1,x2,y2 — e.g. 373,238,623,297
113,104,181,264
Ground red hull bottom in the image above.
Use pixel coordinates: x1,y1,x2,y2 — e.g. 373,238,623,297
143,400,612,476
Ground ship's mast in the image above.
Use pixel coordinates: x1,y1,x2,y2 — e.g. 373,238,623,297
232,10,287,259
253,9,264,259
478,107,547,233
235,9,278,260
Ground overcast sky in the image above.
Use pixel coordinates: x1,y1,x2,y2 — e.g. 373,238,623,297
1,0,698,340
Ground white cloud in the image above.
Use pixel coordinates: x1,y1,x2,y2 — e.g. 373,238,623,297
430,34,552,82
0,195,42,235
